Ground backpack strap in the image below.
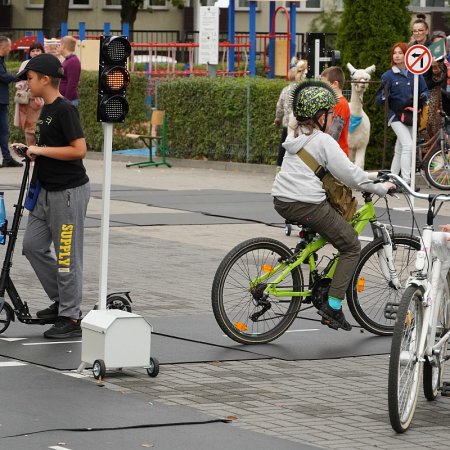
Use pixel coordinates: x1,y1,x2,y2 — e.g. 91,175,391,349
297,148,327,180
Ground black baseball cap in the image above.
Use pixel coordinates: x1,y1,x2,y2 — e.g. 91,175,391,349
17,53,65,80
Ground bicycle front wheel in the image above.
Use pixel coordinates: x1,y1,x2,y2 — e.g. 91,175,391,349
211,237,304,344
423,146,450,190
388,285,425,433
346,234,420,336
423,274,450,400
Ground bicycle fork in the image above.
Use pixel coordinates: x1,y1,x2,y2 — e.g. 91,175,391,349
376,224,402,289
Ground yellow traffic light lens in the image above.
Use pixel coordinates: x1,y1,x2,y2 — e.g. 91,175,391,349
101,67,130,93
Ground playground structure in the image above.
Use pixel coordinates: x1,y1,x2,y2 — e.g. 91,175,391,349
9,1,304,80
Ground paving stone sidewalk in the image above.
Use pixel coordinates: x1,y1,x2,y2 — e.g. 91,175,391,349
2,155,450,449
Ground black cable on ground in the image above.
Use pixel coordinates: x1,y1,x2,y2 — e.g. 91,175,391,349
0,418,232,439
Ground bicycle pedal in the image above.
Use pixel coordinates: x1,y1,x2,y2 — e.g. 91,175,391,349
441,382,450,397
384,302,399,320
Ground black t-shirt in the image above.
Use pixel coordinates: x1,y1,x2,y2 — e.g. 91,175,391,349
35,97,89,191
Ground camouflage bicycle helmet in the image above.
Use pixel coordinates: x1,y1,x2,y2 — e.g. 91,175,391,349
290,80,338,122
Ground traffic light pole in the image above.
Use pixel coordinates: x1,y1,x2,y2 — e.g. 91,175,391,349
98,122,114,311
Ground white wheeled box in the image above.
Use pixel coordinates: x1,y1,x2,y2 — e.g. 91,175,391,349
81,309,152,369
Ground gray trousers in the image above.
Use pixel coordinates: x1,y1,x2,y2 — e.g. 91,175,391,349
274,197,360,299
23,183,90,319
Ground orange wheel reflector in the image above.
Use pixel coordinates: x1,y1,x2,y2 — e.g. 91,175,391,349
357,276,365,293
234,322,248,332
261,264,274,273
405,311,413,327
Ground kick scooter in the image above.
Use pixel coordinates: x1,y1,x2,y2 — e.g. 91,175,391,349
0,145,132,334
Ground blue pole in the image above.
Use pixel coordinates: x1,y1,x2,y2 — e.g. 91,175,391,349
37,31,44,44
227,0,235,75
104,22,111,36
60,22,68,37
79,22,86,41
289,2,296,62
122,22,130,38
269,1,275,79
249,1,256,76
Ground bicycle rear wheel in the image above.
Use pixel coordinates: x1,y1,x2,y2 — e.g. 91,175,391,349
211,237,304,344
388,285,425,433
346,234,420,336
423,274,450,400
423,146,450,190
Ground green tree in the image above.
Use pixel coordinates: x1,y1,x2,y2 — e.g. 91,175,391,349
336,0,411,169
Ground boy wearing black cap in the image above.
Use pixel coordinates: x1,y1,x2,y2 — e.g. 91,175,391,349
16,53,90,338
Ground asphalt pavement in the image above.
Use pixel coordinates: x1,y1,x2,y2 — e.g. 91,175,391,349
1,153,450,450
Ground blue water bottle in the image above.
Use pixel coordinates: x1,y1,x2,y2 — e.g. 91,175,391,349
0,192,6,245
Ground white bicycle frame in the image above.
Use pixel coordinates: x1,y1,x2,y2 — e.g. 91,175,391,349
391,174,450,378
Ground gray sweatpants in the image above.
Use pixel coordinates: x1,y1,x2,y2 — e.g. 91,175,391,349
274,197,361,300
23,183,90,319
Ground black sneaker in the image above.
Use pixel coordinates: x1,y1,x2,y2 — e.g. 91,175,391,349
1,159,23,168
318,302,352,331
43,317,82,339
36,302,59,320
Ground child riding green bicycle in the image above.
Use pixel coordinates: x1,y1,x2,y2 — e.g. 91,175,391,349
272,80,395,331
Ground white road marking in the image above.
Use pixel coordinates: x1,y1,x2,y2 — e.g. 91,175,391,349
0,337,27,342
22,340,81,346
0,361,28,367
222,328,319,337
49,446,73,450
286,328,320,333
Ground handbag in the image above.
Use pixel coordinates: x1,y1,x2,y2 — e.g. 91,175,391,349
14,90,31,105
24,168,41,212
297,148,358,222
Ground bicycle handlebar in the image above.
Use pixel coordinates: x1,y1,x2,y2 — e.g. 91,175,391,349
379,172,450,202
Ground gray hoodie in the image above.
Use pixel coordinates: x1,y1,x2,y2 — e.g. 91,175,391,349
272,129,389,203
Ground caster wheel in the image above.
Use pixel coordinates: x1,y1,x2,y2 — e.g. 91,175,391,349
146,357,159,378
285,224,292,236
106,294,132,313
93,359,106,380
0,302,14,334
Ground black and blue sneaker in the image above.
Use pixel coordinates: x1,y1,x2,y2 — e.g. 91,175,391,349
318,302,352,331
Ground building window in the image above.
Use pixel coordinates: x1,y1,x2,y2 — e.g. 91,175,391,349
409,0,448,8
104,0,121,7
28,0,91,7
291,0,322,11
149,0,168,8
235,0,261,11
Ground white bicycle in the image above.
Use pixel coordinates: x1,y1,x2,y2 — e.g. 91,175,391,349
386,174,450,433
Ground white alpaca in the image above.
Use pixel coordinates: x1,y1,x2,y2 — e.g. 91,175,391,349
347,63,376,169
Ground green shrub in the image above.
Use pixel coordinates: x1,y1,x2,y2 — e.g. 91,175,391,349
157,77,286,164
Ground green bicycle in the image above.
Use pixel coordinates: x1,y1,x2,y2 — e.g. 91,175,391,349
211,190,420,344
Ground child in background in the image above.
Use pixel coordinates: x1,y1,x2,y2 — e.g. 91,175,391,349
321,66,350,156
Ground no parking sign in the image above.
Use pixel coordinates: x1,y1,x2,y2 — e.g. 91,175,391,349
404,44,431,204
405,44,432,75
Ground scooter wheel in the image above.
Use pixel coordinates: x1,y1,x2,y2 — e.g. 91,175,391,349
146,357,159,378
0,302,14,334
93,359,106,380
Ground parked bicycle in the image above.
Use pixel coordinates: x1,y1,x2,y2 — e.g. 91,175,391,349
416,111,450,190
387,174,450,433
211,187,420,344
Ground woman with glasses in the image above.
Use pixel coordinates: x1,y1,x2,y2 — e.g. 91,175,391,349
409,13,431,47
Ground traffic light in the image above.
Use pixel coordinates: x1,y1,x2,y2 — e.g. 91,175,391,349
97,35,131,123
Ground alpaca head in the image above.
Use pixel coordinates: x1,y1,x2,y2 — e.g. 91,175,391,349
347,63,376,95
